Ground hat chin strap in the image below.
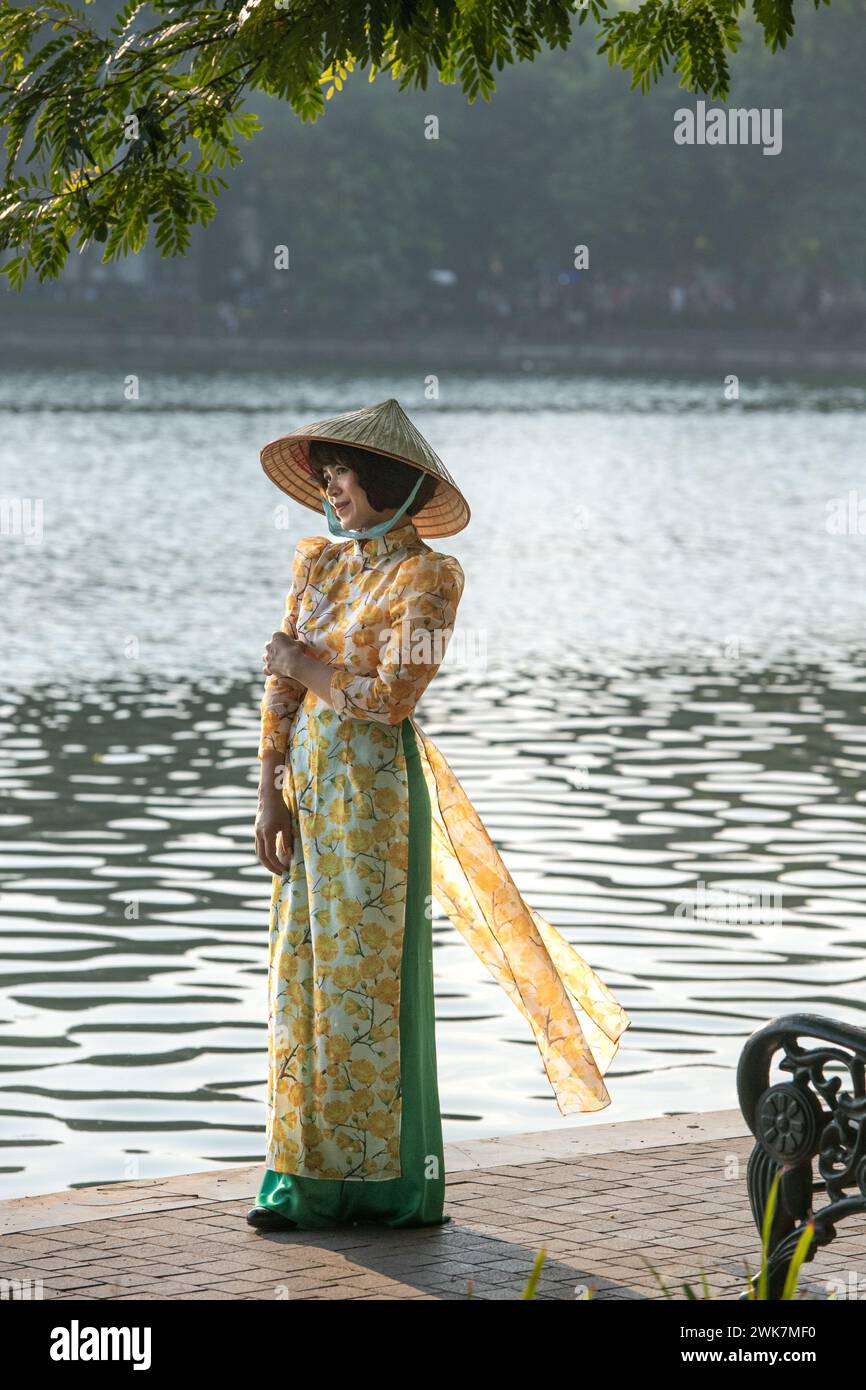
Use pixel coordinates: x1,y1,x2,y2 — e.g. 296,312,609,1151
321,473,425,539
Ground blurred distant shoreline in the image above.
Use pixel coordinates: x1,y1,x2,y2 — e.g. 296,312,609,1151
4,321,866,379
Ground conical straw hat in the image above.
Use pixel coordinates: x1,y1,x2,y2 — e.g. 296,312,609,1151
260,397,470,539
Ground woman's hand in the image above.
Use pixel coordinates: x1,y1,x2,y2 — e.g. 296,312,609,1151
262,626,337,711
262,627,306,680
255,796,295,876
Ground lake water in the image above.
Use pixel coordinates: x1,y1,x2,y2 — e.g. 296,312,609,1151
1,366,866,1200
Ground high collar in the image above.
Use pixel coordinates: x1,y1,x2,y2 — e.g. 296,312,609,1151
350,516,422,559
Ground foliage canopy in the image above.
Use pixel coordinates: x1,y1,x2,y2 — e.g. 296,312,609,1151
0,0,833,287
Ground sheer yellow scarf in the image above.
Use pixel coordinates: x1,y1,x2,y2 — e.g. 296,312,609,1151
409,716,632,1115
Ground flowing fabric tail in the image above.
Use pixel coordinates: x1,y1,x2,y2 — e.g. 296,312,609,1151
409,716,632,1115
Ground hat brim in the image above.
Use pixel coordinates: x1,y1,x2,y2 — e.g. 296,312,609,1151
260,430,470,540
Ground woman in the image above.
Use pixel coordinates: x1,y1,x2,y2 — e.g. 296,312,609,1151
249,398,631,1232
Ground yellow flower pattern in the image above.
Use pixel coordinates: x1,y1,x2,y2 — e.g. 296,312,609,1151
258,517,631,1181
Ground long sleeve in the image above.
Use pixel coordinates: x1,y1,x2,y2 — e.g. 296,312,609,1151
329,552,464,725
258,535,328,760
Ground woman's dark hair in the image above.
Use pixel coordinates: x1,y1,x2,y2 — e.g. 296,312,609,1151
307,439,438,516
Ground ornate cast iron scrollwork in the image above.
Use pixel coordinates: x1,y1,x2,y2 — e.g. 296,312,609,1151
736,1013,866,1298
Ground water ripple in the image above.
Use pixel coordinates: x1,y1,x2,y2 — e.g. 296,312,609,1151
0,661,865,1196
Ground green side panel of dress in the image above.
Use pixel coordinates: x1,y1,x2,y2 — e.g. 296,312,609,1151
256,716,449,1229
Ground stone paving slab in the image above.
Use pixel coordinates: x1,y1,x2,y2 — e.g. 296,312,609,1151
1,1108,861,1300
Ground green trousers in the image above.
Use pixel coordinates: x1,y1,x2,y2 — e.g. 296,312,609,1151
255,716,449,1229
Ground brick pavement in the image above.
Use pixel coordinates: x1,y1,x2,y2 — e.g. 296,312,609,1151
1,1110,861,1301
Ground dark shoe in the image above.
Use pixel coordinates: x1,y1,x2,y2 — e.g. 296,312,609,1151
246,1205,298,1231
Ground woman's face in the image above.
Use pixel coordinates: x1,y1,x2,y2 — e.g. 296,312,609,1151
320,462,394,531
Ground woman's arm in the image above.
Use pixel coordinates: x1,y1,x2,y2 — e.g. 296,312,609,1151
255,535,327,875
263,637,337,710
328,553,465,725
257,535,327,763
256,747,294,875
263,552,465,725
